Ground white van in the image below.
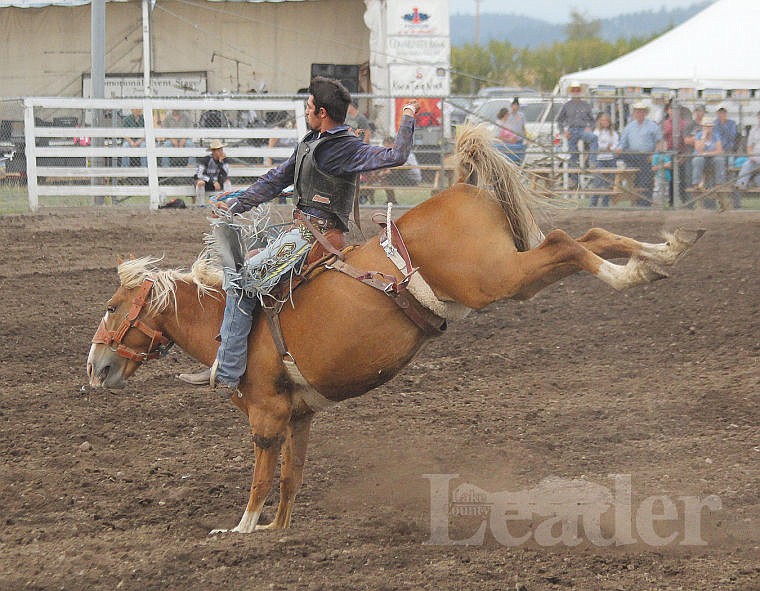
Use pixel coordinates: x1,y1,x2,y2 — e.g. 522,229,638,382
464,96,567,162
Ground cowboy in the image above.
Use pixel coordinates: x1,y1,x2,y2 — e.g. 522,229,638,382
178,77,420,389
194,140,231,205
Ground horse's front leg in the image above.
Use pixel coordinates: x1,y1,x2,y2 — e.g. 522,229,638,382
211,391,291,535
256,411,314,531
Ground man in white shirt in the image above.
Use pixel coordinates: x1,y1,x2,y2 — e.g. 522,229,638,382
736,111,760,190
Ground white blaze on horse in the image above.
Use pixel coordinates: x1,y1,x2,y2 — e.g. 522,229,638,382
86,126,703,534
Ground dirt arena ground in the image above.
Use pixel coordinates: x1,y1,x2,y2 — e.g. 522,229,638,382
0,204,758,591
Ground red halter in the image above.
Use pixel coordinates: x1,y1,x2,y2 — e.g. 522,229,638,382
92,277,174,363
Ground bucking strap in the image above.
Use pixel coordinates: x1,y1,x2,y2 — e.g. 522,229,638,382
262,306,336,412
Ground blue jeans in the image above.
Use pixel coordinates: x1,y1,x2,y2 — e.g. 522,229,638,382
215,286,257,388
496,141,525,164
590,157,616,207
691,155,725,186
214,225,314,388
121,139,146,167
735,159,760,189
568,127,598,167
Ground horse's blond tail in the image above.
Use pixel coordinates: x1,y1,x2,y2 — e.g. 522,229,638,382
455,125,550,251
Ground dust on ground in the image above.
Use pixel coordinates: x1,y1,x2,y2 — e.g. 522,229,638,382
0,206,758,590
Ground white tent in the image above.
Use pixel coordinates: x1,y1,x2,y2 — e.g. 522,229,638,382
559,0,760,92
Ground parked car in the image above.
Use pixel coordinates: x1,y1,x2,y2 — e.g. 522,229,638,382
464,96,568,162
471,86,539,110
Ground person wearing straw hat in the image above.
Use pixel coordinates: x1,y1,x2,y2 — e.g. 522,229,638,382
690,115,725,190
616,101,662,205
194,140,232,205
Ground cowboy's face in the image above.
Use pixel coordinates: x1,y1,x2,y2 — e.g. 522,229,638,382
211,147,224,160
305,96,325,131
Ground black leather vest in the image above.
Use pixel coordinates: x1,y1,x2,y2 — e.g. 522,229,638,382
294,130,358,232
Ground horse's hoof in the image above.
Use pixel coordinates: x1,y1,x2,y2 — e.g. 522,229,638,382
209,528,230,535
636,257,669,283
673,227,706,246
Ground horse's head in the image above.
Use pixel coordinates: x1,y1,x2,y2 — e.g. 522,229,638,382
87,259,174,388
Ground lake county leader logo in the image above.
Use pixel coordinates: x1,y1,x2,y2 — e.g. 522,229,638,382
312,194,330,204
423,474,721,547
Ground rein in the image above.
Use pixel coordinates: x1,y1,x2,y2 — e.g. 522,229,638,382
92,276,174,363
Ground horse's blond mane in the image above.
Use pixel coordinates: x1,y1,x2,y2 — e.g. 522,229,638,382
117,255,222,314
455,124,554,251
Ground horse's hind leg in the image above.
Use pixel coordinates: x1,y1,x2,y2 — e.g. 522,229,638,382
211,392,292,535
510,227,704,300
489,229,667,305
577,227,704,266
256,412,314,531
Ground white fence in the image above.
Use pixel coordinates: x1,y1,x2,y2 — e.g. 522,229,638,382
23,97,307,210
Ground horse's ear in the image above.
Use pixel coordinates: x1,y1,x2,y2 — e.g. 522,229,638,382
116,255,124,267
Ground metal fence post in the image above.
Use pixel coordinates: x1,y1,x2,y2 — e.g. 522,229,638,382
672,95,681,208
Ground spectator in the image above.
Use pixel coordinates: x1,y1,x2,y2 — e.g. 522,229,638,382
265,117,298,204
194,140,231,205
651,140,672,207
160,109,196,168
616,101,662,206
690,116,725,189
364,136,422,204
121,108,146,168
590,112,618,207
346,101,375,203
714,105,738,160
265,118,298,167
495,98,527,164
557,81,597,185
735,110,760,192
345,101,371,144
662,104,692,207
683,103,706,150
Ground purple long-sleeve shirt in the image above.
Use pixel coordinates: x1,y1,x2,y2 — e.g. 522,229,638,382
229,115,416,214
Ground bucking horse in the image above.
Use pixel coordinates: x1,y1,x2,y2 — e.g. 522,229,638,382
86,126,703,534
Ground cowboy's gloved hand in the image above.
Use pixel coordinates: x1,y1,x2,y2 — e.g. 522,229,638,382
208,191,244,218
401,100,421,117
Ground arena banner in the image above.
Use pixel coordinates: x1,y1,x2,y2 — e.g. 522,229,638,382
385,0,450,98
386,0,450,36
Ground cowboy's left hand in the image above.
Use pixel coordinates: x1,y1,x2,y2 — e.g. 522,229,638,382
402,100,421,117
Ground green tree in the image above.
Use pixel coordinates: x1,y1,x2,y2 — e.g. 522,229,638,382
565,10,602,41
450,23,671,93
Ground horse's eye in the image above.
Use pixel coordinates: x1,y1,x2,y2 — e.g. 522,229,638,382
106,305,116,314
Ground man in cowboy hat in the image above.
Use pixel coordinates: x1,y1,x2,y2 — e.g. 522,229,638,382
178,77,420,389
616,101,662,205
557,81,597,185
193,139,231,205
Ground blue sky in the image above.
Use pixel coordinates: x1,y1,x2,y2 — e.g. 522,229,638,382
448,0,713,23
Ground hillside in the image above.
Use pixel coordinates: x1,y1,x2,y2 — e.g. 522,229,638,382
450,2,711,47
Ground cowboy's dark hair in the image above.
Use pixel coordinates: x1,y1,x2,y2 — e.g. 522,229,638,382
309,76,351,123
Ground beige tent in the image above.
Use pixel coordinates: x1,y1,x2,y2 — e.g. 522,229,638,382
0,0,370,97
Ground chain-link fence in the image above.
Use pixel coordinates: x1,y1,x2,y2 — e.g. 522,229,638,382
4,92,760,213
